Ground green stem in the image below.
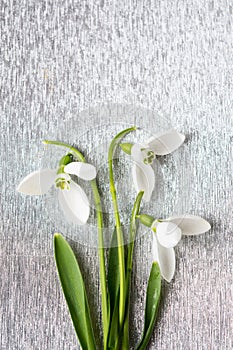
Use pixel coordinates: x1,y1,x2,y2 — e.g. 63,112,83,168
43,140,85,162
107,127,136,329
122,191,144,349
90,180,108,349
43,139,108,349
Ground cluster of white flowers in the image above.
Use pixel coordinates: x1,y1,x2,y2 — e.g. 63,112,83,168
17,129,210,282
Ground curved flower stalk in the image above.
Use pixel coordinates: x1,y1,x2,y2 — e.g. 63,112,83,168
121,129,185,202
138,214,211,282
16,157,96,225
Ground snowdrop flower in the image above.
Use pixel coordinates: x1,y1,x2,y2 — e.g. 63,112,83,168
152,215,211,282
121,129,185,202
16,156,96,225
139,214,211,282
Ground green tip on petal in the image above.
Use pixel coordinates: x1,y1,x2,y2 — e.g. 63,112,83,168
120,143,133,155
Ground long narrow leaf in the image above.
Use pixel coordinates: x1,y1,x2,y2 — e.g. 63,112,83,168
136,262,161,350
122,191,144,348
54,233,96,350
108,227,120,313
107,290,120,349
107,227,120,349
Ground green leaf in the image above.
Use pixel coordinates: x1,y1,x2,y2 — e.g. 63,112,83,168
108,228,120,311
107,290,120,349
136,262,161,350
54,233,96,350
107,227,120,349
122,191,144,349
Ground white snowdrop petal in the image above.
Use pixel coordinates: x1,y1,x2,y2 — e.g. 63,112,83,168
152,235,176,282
16,169,56,195
58,180,90,225
156,222,182,248
58,190,84,225
131,143,145,163
64,162,96,181
146,129,185,155
132,163,155,202
167,214,211,236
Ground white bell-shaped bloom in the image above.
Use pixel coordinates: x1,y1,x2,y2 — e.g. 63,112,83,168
16,162,96,225
151,215,211,282
131,129,185,202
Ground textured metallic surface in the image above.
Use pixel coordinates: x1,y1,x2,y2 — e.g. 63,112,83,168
0,1,232,349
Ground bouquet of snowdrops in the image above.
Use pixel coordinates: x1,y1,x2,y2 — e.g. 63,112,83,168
17,127,210,350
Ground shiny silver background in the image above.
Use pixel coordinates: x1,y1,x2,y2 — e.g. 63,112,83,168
1,1,232,349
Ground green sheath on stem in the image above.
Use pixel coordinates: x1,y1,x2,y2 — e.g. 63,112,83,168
120,142,133,155
137,214,155,228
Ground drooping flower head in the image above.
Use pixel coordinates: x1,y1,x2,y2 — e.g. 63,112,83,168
17,153,96,225
138,213,211,282
121,129,185,201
